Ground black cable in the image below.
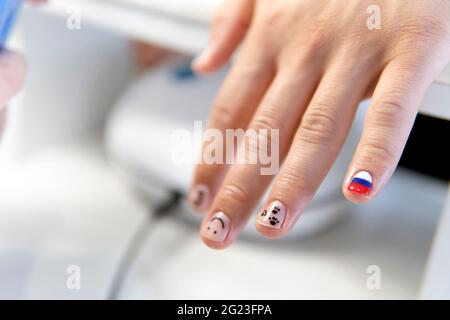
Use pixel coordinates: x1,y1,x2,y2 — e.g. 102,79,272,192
106,190,183,300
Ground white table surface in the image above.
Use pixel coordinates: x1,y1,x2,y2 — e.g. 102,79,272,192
0,139,446,299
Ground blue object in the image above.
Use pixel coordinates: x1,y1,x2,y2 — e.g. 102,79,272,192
172,62,197,81
0,0,22,48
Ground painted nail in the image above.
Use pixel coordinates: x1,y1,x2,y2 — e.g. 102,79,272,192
189,184,210,212
348,170,373,196
201,211,231,242
256,201,286,229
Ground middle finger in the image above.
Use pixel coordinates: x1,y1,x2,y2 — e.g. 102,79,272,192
200,62,321,249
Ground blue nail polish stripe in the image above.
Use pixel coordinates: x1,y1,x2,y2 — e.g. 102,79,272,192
351,177,372,188
0,0,22,48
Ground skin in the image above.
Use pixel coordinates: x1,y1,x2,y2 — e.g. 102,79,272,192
130,41,173,71
0,52,26,135
189,0,450,249
0,0,45,134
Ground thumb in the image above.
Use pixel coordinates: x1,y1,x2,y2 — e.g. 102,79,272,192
192,0,254,74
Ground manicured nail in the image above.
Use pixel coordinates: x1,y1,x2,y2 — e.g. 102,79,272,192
188,184,210,212
348,170,373,196
256,201,286,229
201,211,231,242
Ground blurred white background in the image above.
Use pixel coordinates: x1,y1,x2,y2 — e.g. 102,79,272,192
0,1,448,300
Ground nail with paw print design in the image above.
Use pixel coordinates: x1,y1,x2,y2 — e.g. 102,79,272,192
256,201,286,229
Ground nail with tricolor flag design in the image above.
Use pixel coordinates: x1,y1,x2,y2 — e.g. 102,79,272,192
347,170,373,196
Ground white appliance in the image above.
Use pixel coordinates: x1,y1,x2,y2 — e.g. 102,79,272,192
104,58,366,239
0,0,448,299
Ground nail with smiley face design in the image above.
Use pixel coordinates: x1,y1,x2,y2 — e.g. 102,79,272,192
256,201,286,229
201,211,231,242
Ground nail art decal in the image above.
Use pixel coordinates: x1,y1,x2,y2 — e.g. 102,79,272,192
256,201,286,229
348,170,373,195
202,212,231,242
189,185,209,211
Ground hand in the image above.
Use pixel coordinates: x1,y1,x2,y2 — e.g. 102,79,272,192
0,51,26,134
189,0,450,249
0,0,46,134
130,41,173,71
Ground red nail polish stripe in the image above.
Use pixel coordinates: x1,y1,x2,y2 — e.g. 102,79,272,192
348,181,371,195
348,171,372,196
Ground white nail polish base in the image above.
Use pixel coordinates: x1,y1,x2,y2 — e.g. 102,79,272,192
256,201,286,229
201,212,230,242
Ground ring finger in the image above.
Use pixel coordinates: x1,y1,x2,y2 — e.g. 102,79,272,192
256,54,379,237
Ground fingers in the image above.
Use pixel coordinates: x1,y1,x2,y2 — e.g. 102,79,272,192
130,41,172,71
192,0,254,74
188,53,275,212
343,58,439,203
0,50,26,110
256,59,376,238
200,66,321,249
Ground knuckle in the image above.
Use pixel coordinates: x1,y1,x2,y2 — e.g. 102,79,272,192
276,168,312,196
220,182,251,204
251,2,286,48
212,10,249,34
297,100,338,146
376,81,410,104
398,15,447,42
370,98,409,128
251,113,286,133
306,28,328,53
299,15,332,57
246,122,278,158
211,103,240,130
359,138,398,166
389,15,449,56
249,27,273,50
256,2,284,29
339,37,383,67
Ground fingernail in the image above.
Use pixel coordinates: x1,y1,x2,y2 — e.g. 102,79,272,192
348,170,373,196
188,184,210,212
192,46,212,69
256,201,286,229
201,211,231,242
